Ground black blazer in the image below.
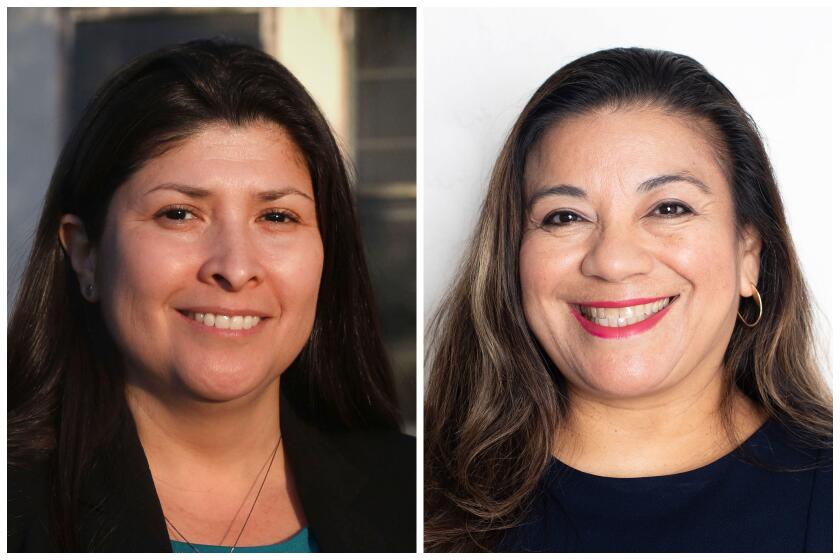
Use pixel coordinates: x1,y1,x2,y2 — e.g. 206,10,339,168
8,378,416,552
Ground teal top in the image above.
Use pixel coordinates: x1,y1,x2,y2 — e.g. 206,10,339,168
171,527,319,553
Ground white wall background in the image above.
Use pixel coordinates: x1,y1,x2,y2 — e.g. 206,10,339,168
424,7,833,378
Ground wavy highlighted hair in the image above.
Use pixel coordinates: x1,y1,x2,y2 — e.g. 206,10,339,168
424,47,831,552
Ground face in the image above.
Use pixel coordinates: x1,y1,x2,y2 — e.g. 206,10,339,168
91,122,323,402
519,107,760,401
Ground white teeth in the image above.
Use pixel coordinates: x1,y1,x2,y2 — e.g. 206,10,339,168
186,312,262,331
579,297,673,327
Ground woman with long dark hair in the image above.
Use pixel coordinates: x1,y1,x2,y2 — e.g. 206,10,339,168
425,48,831,552
8,39,414,552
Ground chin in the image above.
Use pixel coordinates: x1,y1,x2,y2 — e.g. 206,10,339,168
570,357,676,400
176,362,278,403
581,375,668,400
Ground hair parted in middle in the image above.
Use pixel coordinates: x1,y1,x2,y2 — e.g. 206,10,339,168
424,47,831,552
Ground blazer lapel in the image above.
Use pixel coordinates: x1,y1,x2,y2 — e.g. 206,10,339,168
77,413,171,552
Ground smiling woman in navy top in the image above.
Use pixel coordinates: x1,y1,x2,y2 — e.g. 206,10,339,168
424,47,831,552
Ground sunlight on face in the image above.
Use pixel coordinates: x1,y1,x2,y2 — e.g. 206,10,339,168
97,122,324,402
519,107,760,401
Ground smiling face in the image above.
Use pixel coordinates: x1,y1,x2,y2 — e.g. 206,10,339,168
519,106,760,400
94,121,323,402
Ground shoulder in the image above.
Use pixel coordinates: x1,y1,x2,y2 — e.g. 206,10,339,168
287,426,416,552
330,427,416,508
805,444,832,552
740,418,829,467
280,392,415,551
747,419,832,552
290,424,415,502
8,455,58,552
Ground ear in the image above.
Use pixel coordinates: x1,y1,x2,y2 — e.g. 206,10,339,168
738,224,762,297
59,214,98,302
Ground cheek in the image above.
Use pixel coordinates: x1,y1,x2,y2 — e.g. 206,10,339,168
519,238,547,310
99,228,195,320
659,228,739,297
264,233,324,312
94,227,199,373
519,236,578,324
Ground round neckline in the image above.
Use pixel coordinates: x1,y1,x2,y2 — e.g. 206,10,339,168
550,419,772,483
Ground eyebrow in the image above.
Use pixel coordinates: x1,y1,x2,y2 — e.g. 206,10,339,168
144,182,314,202
637,172,711,194
527,172,711,210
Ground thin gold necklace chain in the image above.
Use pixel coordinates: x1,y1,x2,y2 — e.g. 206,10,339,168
164,435,283,553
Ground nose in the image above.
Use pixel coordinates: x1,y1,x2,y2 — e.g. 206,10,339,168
197,221,265,291
580,223,654,282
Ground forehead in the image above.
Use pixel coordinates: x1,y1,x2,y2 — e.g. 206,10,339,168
122,121,312,199
524,106,728,195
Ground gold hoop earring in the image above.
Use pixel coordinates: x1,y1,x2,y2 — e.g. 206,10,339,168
737,283,762,328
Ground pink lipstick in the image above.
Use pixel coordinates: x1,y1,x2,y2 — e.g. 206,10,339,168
569,296,677,339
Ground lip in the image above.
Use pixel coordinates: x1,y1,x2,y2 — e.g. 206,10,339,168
177,307,271,318
570,296,671,308
569,295,678,339
175,308,270,337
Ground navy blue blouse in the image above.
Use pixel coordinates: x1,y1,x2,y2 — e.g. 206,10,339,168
500,420,832,552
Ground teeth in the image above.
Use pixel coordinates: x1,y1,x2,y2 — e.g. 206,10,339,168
186,312,262,331
579,297,672,327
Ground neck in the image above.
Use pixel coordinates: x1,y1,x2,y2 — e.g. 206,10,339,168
125,377,282,483
556,366,765,477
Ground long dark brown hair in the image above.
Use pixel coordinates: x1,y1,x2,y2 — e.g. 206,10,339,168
8,39,400,551
424,47,832,552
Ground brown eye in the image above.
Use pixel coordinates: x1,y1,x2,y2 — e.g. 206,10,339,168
542,210,584,227
157,206,196,221
653,202,693,217
164,208,190,220
262,211,298,223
